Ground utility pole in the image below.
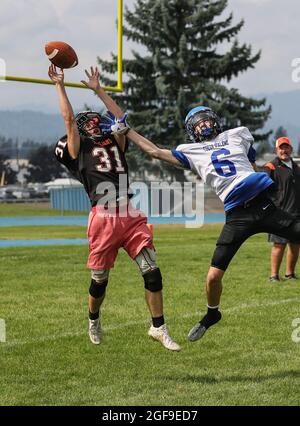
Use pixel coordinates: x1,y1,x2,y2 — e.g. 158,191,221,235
16,138,20,173
0,170,5,186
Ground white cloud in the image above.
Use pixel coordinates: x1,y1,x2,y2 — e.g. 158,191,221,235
0,0,120,81
0,0,124,112
48,0,75,19
225,0,300,94
1,0,300,111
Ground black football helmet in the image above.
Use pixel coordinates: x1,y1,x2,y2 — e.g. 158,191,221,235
185,106,222,142
75,111,102,140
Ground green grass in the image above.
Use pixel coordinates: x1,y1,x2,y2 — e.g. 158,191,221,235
0,225,300,406
0,226,86,240
0,202,87,216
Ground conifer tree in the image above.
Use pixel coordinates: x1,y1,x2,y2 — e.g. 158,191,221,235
26,146,66,183
99,0,271,178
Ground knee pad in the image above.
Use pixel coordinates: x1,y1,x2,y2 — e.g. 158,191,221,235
143,268,162,292
135,247,157,274
89,279,108,299
91,269,109,282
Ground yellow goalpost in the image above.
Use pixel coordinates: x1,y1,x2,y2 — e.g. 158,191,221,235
4,0,123,92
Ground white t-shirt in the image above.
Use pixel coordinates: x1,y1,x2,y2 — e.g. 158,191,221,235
282,160,293,169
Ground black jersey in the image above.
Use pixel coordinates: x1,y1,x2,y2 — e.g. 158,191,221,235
54,134,130,206
264,157,300,217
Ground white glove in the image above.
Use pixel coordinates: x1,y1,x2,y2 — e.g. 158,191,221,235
111,117,130,135
100,112,130,135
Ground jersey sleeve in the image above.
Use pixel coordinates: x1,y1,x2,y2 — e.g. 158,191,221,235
247,145,256,163
235,127,255,160
54,135,79,174
238,127,254,143
171,147,192,169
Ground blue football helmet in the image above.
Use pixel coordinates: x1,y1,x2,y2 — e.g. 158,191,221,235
185,106,222,142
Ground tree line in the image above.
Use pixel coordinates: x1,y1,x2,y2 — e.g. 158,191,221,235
0,136,67,185
1,124,299,186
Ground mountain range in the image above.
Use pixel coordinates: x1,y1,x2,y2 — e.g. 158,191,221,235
259,90,300,146
0,110,65,145
1,89,300,147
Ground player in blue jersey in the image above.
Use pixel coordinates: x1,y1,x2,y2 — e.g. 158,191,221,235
101,106,300,342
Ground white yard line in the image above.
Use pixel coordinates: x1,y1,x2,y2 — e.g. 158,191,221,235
2,297,299,347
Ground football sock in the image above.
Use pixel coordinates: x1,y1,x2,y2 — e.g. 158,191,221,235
200,306,222,329
89,310,99,321
152,315,164,328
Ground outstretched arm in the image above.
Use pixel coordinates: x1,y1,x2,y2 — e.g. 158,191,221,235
48,65,80,159
81,66,125,150
99,112,182,168
81,66,124,118
127,129,182,167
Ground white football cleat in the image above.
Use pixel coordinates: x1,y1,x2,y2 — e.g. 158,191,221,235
88,318,102,345
148,324,181,352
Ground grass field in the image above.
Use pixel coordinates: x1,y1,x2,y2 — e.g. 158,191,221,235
0,220,300,406
0,202,86,217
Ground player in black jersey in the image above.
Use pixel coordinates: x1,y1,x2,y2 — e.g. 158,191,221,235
49,64,180,351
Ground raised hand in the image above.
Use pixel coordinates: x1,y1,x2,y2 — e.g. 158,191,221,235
81,66,101,91
48,64,64,85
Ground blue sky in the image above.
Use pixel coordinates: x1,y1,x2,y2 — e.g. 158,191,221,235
1,0,300,112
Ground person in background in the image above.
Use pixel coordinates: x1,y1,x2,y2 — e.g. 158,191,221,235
264,137,300,282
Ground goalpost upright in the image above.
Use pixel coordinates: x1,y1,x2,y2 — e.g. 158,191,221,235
3,0,123,93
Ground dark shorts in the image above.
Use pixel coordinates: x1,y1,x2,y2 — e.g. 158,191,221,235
268,234,300,244
211,188,300,271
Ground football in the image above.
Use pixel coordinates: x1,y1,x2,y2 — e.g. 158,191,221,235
45,41,78,69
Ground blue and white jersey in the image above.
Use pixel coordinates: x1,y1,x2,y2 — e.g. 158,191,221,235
172,127,273,211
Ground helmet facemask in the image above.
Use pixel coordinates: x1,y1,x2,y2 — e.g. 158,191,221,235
75,111,103,141
185,108,222,142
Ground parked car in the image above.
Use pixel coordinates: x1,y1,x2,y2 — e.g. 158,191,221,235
0,188,17,200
